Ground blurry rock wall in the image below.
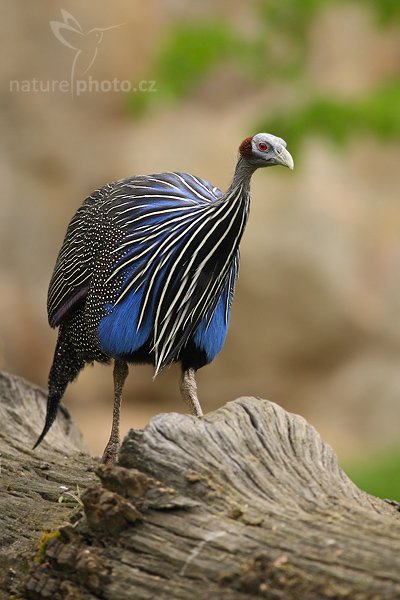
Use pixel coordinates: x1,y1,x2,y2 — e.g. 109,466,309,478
1,0,399,456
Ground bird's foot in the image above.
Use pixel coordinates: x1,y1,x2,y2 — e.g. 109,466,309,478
101,440,120,465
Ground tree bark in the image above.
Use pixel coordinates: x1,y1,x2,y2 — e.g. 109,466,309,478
1,371,399,599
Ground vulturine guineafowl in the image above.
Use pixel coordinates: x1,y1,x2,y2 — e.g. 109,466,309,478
35,133,294,463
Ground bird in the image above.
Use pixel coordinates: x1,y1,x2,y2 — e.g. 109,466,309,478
34,133,294,464
50,9,122,94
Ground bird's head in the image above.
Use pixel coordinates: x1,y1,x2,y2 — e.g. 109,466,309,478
239,133,294,170
88,24,124,46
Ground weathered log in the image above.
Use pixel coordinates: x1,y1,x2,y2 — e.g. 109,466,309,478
1,371,400,599
0,371,97,598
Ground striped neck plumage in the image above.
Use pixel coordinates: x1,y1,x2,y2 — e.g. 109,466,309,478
224,155,257,198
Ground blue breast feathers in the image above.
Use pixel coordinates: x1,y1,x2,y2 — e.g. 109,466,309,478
97,287,153,357
193,283,231,364
97,277,233,363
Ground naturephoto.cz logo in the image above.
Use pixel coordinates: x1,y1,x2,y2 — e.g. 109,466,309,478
9,9,156,97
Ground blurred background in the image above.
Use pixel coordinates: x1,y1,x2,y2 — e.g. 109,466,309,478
1,1,399,499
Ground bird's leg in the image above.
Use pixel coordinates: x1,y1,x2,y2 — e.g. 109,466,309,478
102,359,129,465
179,368,203,417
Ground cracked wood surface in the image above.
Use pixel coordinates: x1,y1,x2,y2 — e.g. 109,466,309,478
0,371,97,597
1,370,400,599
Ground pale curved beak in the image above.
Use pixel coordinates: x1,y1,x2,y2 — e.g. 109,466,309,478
276,145,294,170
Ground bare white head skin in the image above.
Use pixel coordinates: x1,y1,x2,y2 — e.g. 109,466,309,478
239,132,294,170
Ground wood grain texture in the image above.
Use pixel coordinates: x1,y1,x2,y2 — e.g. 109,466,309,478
0,371,97,597
18,391,400,600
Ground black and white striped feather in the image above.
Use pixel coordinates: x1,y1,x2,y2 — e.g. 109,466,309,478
47,172,249,373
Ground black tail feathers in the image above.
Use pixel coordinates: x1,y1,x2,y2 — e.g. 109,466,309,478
33,326,85,450
33,392,62,449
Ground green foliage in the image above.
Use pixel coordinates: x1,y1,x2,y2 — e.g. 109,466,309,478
366,0,400,23
257,0,322,74
257,81,400,151
343,447,400,502
127,22,251,116
152,23,241,100
127,0,400,146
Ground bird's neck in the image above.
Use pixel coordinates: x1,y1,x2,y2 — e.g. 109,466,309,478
225,156,256,197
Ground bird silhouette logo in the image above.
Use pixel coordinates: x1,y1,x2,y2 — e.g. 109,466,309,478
50,9,123,96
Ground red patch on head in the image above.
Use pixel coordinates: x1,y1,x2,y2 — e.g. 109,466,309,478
239,136,253,158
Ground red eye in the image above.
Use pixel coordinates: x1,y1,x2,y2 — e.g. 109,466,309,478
258,142,268,152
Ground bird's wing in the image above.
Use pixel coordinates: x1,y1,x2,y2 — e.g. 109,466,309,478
47,187,108,327
104,172,245,372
